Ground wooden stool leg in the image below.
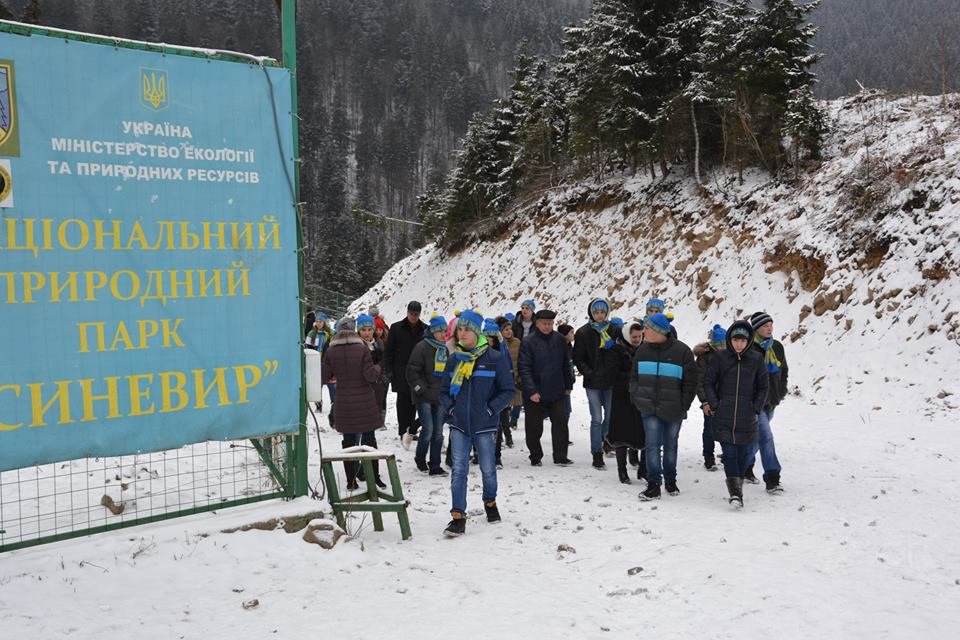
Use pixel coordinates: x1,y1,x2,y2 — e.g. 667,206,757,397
362,459,384,532
321,462,347,531
387,459,412,540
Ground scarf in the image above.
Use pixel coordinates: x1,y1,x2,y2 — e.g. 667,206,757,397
755,335,782,373
424,334,448,376
449,336,489,397
590,321,615,350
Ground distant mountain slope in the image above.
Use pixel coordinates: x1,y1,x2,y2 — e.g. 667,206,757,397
351,92,960,416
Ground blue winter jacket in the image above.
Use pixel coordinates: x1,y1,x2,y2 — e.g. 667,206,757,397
439,346,516,436
518,329,575,403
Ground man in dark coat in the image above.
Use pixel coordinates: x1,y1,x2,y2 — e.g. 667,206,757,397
438,310,515,537
518,309,575,466
573,298,622,470
383,300,429,441
322,316,385,490
746,311,789,493
704,320,769,507
630,312,698,500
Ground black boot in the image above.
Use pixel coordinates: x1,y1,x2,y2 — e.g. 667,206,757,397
343,461,359,491
592,452,606,469
639,482,661,501
726,477,743,507
444,512,466,537
704,454,717,471
764,471,783,493
484,500,501,523
616,448,631,484
744,466,759,484
628,448,640,467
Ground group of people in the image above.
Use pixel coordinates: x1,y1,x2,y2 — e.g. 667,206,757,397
305,296,789,537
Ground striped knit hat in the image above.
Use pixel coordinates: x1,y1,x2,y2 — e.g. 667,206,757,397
749,311,773,331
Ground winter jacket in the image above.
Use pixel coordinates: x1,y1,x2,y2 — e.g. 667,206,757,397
383,318,429,393
629,334,698,422
503,336,523,406
406,339,446,405
752,338,788,410
438,346,515,436
607,337,644,449
365,337,388,411
321,332,382,434
704,321,769,444
518,329,575,404
693,342,721,405
511,314,536,341
573,311,622,389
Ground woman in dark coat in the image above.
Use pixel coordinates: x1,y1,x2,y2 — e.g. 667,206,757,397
322,316,385,490
703,320,769,507
606,321,646,484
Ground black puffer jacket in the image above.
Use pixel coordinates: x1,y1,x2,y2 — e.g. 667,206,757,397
573,300,622,390
405,338,446,405
383,318,428,393
752,338,789,410
704,321,769,444
629,334,698,422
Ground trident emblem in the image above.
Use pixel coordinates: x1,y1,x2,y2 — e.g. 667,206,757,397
140,68,168,111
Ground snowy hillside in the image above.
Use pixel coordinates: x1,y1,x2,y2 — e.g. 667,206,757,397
353,92,960,417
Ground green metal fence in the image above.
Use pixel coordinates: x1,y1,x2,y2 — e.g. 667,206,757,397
0,434,300,552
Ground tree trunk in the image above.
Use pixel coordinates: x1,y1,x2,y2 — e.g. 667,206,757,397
691,100,702,185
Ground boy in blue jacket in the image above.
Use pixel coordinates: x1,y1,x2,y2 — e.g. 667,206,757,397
439,309,516,537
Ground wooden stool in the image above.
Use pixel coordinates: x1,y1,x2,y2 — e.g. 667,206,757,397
320,446,412,540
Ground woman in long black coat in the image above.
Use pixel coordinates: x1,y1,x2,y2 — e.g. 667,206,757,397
606,321,646,484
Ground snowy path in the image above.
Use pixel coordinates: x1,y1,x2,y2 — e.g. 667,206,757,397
1,388,958,638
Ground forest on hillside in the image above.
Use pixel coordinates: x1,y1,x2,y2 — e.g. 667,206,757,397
1,0,957,309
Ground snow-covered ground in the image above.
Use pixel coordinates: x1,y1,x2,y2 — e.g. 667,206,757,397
1,387,959,638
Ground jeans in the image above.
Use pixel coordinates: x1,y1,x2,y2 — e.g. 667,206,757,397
524,398,569,463
414,402,445,471
721,442,754,478
749,409,781,473
585,388,613,454
450,429,497,515
642,415,682,486
702,414,716,457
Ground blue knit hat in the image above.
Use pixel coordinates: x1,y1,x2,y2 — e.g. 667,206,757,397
521,299,536,311
589,298,610,320
644,312,672,335
316,312,329,321
457,309,483,335
709,324,726,347
356,314,375,329
482,318,501,336
646,298,665,312
504,312,516,321
428,314,447,333
610,317,624,329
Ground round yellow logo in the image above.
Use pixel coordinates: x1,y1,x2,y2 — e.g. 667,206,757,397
0,163,11,203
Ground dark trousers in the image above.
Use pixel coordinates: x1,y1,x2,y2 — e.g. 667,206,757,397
341,430,378,481
495,408,512,461
395,388,417,437
524,398,569,463
720,442,754,478
702,415,716,457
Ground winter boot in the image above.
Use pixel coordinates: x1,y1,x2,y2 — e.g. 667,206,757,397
504,430,514,448
414,457,429,473
628,448,640,467
343,461,359,491
484,500,501,523
639,482,661,501
726,477,743,508
592,452,606,470
764,472,783,494
443,512,466,537
744,466,760,484
704,454,717,471
615,448,631,484
665,480,680,496
429,466,448,477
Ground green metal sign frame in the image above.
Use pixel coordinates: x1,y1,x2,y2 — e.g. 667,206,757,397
0,8,308,552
